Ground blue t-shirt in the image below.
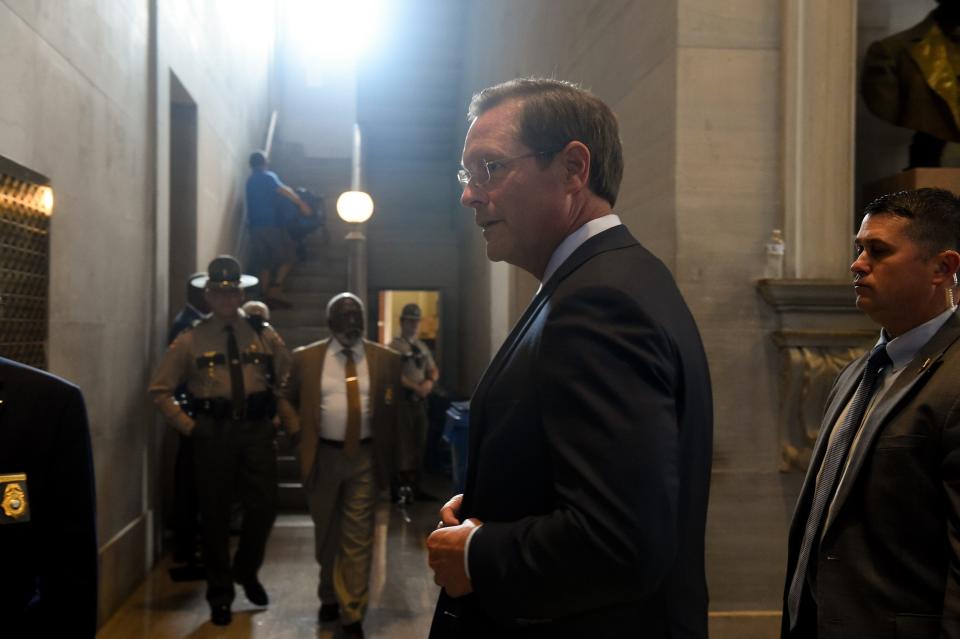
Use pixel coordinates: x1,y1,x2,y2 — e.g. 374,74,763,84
245,169,282,229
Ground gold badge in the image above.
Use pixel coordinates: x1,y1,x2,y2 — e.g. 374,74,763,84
384,385,394,406
0,473,30,523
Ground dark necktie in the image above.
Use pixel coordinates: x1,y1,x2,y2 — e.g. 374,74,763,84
225,325,245,419
343,349,361,457
786,343,892,628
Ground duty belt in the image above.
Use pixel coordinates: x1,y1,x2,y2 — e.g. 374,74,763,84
191,391,275,421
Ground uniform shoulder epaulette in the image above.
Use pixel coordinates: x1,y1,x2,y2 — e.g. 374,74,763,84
174,317,205,335
245,314,269,335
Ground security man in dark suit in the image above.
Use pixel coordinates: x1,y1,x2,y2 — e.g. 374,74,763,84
0,357,97,637
782,189,960,638
149,255,291,626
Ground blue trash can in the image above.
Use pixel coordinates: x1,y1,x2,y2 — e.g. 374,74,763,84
443,401,471,494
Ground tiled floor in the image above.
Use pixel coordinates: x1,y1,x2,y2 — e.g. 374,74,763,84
98,495,445,638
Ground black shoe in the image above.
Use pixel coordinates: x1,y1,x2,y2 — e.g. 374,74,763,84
343,621,365,639
318,602,340,622
210,604,232,626
238,579,269,606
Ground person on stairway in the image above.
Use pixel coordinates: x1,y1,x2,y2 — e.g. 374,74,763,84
245,150,311,309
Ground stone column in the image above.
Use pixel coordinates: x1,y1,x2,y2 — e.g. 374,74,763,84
782,0,858,279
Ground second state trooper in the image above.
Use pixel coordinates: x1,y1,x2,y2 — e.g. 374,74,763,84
148,255,291,626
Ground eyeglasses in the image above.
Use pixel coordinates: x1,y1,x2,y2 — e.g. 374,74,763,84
457,150,558,189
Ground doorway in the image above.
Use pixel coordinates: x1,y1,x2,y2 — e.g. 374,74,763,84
168,72,198,324
374,289,441,356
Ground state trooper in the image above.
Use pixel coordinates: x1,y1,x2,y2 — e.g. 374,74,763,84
388,303,439,503
148,255,291,626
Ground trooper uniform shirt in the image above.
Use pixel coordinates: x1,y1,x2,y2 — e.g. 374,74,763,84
389,336,436,398
150,312,291,432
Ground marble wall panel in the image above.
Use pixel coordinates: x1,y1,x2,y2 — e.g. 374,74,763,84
679,0,780,50
3,0,150,123
676,49,779,212
674,47,780,330
706,469,802,610
0,6,34,159
698,326,780,471
616,54,678,269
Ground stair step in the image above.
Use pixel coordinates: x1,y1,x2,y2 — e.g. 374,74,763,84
291,260,348,277
286,273,348,293
277,482,308,512
271,292,335,310
277,454,300,481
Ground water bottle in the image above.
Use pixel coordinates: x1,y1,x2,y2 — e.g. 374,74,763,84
765,229,785,279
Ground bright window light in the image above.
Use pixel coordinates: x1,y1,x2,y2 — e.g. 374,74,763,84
285,0,386,65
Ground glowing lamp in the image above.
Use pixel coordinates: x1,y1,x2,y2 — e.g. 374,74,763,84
38,186,54,215
336,191,374,224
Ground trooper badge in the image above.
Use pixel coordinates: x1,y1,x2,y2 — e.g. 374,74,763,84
0,473,30,523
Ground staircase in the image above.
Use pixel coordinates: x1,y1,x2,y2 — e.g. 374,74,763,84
265,145,353,511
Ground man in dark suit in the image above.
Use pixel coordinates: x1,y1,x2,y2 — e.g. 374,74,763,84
426,78,713,638
782,188,960,638
0,357,97,637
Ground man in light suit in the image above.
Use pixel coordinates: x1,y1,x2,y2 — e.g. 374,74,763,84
426,78,713,638
278,293,400,639
782,188,960,638
0,357,97,637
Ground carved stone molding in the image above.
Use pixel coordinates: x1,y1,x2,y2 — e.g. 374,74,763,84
758,279,875,471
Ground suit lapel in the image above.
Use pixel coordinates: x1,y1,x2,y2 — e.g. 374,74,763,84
465,226,639,493
471,287,549,410
792,356,866,527
301,340,328,435
823,313,960,536
472,225,637,409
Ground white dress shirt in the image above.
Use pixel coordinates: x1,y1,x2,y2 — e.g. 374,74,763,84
318,338,372,441
539,213,622,288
